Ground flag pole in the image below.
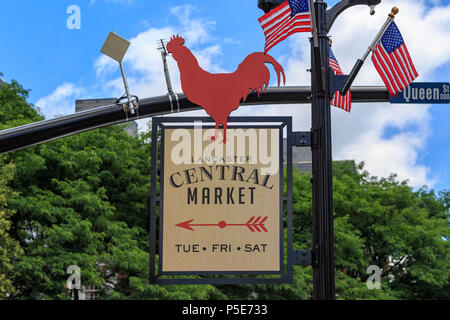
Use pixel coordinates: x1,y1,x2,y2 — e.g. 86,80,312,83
339,6,399,95
309,0,324,94
309,0,319,48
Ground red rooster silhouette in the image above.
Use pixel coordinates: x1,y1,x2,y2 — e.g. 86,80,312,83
167,35,286,143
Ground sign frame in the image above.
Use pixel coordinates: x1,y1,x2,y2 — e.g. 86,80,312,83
149,116,295,285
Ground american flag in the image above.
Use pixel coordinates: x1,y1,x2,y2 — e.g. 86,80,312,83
329,48,351,112
371,22,418,95
258,0,311,53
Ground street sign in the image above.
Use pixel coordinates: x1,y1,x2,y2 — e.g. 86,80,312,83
149,117,296,285
389,82,450,104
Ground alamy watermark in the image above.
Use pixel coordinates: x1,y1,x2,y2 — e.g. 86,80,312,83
170,122,280,175
66,265,81,290
66,5,81,30
366,265,382,290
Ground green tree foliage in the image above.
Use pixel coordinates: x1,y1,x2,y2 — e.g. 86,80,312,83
0,77,448,300
0,161,23,299
333,162,449,299
0,77,43,130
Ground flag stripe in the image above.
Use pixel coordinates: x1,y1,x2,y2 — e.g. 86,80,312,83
259,2,291,36
394,49,413,83
372,52,395,94
372,48,393,94
263,12,310,38
265,15,310,43
391,50,410,86
402,44,418,77
399,44,418,79
265,27,311,52
258,1,290,26
330,61,340,71
261,9,291,37
346,92,349,110
398,47,415,81
265,22,311,51
375,46,401,93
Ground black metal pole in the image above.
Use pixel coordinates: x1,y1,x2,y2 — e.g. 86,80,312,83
311,0,335,300
0,86,388,155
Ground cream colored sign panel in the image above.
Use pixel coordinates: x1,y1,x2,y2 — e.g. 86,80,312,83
161,128,281,272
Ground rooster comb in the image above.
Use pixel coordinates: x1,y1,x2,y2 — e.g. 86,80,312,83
168,35,185,46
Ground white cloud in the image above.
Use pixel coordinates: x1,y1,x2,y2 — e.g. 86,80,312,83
94,55,117,77
35,83,85,119
224,37,242,45
340,121,434,187
170,5,216,46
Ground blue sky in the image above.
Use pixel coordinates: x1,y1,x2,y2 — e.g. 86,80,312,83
0,0,449,192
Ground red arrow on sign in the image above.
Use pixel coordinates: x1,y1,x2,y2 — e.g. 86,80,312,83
175,216,268,232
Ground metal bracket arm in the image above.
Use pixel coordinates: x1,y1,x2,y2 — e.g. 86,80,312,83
330,70,349,98
326,0,381,32
291,131,312,147
293,250,312,266
312,243,320,267
310,127,319,150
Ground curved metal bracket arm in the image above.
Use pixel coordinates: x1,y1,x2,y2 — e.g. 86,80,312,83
0,86,389,155
326,0,381,32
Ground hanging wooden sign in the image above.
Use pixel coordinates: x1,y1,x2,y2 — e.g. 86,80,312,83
162,127,280,273
150,117,295,285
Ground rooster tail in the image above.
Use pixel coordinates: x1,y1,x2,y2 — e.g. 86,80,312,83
264,53,286,87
